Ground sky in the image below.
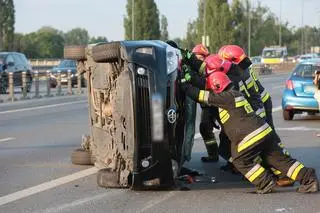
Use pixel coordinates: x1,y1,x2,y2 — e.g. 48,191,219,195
14,0,320,41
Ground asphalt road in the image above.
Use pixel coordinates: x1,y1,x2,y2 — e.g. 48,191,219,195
1,72,320,213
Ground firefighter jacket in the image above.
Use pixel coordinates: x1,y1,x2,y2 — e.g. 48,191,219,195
186,59,265,118
182,83,273,153
248,66,271,104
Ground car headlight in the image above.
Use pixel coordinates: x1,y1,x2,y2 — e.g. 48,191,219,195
166,45,179,75
280,58,284,62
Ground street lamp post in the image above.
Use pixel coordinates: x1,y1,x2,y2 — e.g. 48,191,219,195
132,0,135,40
279,0,282,47
301,0,304,54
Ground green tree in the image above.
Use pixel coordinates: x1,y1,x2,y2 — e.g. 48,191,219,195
183,20,198,50
124,0,160,40
64,28,89,45
0,0,15,51
160,14,169,41
90,36,108,44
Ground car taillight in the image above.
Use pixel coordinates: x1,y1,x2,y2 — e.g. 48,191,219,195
286,80,294,90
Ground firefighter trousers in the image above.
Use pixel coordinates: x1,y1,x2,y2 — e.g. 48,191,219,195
231,132,316,189
200,106,219,157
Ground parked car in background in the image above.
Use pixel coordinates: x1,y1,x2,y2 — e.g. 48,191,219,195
281,58,320,120
0,52,33,94
251,56,262,64
49,59,86,88
297,53,318,63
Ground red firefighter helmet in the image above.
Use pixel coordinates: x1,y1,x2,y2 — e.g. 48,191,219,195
206,71,232,94
218,45,247,64
204,54,232,75
192,44,209,57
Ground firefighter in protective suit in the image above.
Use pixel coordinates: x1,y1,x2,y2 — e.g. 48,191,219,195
218,45,294,186
178,70,319,194
191,44,219,162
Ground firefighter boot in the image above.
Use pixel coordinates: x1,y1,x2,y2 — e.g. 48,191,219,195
201,139,219,162
297,168,319,193
256,179,277,194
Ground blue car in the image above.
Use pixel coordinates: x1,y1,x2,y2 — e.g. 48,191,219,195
282,59,320,120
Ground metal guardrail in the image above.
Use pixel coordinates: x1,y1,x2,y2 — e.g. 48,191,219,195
0,71,86,103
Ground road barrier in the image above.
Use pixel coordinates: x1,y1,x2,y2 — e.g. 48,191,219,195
0,70,87,104
7,73,16,102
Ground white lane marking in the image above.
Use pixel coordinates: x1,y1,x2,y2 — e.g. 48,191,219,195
277,126,320,131
193,105,282,140
0,137,15,142
138,191,176,213
0,100,87,114
271,85,284,90
0,167,98,206
38,190,124,213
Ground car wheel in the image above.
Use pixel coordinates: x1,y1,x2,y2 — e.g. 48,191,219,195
71,148,93,165
97,168,121,188
92,42,120,63
64,45,86,61
283,110,294,120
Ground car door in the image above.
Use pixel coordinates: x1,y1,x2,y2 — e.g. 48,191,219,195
12,53,25,86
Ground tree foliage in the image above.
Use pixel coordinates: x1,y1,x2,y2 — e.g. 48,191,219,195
160,14,169,41
64,28,89,45
0,0,15,51
182,0,320,56
124,0,160,40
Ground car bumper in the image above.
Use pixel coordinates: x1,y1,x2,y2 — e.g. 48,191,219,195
282,89,319,112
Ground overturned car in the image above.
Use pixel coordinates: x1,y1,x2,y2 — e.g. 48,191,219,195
65,41,196,189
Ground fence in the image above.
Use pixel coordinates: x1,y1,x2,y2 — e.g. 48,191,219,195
0,70,86,103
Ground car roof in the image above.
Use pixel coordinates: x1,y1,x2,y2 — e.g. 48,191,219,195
300,53,316,57
298,58,320,65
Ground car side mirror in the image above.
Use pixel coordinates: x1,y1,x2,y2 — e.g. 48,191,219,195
7,61,14,66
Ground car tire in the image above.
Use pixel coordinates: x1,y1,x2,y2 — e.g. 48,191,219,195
97,168,121,188
64,45,86,61
283,110,294,120
92,42,120,63
71,148,93,165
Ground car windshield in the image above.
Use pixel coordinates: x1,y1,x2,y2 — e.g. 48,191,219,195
57,60,76,68
292,63,320,78
262,50,284,58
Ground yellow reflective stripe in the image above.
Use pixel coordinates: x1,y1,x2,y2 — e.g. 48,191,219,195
245,164,266,182
219,109,228,118
287,162,304,180
250,67,258,81
245,76,254,89
239,81,250,97
205,139,217,145
220,111,230,124
199,62,206,74
261,90,270,103
235,99,248,108
271,168,282,175
238,123,272,152
256,108,266,118
198,90,205,102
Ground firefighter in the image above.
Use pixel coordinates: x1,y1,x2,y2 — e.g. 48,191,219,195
218,45,294,186
190,44,219,162
178,70,319,194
